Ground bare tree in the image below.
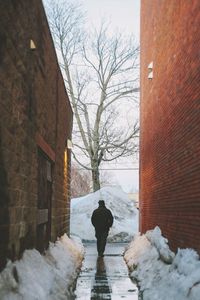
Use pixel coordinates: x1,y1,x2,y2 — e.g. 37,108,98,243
45,0,139,191
71,163,91,198
100,170,115,188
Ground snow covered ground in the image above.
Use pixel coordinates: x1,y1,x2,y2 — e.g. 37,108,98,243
70,186,139,242
0,234,84,300
124,227,200,300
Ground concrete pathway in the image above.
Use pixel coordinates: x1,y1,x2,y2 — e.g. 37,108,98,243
75,243,138,300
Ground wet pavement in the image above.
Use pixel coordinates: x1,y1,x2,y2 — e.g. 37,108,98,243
75,243,138,300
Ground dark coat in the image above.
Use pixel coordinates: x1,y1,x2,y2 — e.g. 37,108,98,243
91,205,113,233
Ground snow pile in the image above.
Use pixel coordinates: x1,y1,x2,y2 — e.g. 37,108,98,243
0,234,84,300
124,226,200,300
70,186,138,242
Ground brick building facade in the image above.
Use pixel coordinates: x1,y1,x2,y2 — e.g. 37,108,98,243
0,0,73,269
140,1,200,252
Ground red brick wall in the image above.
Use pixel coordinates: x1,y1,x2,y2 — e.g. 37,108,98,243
140,0,200,252
0,0,72,269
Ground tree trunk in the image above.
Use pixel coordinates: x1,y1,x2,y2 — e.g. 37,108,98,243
92,167,100,192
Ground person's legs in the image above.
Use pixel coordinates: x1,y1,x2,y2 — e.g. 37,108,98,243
98,231,108,256
95,231,101,254
95,230,109,256
97,235,101,254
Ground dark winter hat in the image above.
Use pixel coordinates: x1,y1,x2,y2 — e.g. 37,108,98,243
98,200,105,206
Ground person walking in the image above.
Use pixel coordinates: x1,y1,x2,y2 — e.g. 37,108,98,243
91,200,114,257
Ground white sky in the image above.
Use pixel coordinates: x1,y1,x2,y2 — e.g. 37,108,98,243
82,0,140,40
76,0,140,192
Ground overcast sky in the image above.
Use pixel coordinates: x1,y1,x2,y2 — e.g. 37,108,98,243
76,0,140,192
81,0,140,40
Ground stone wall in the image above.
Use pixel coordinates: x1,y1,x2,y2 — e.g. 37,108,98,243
0,0,73,269
140,0,200,252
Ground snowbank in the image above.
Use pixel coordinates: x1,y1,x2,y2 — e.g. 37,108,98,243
70,186,138,242
124,227,200,300
0,234,84,300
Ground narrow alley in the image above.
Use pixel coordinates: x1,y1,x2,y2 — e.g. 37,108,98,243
75,243,138,300
1,0,200,299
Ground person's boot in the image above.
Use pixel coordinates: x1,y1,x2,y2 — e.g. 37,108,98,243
98,252,104,257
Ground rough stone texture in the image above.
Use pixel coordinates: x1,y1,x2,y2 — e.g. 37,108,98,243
140,1,200,252
0,0,73,269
